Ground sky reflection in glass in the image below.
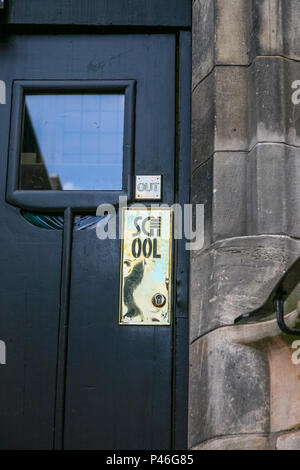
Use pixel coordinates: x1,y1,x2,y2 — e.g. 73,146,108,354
20,94,125,190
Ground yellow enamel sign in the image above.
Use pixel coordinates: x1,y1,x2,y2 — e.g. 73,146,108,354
119,207,172,325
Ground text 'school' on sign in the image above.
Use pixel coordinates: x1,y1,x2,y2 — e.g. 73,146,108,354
120,208,172,325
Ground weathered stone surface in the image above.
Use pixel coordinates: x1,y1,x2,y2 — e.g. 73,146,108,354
215,66,248,152
215,0,250,66
190,235,300,340
191,158,213,248
189,327,270,449
192,152,248,245
248,57,300,149
248,144,300,238
212,152,248,241
192,0,215,89
189,310,300,449
192,57,300,171
257,332,300,433
192,66,248,170
192,71,214,171
231,309,300,345
253,0,300,60
192,144,300,244
277,431,300,450
193,0,300,87
192,435,270,450
191,0,300,451
252,0,284,57
235,307,300,434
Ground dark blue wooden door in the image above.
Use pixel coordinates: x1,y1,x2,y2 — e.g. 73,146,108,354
0,33,176,449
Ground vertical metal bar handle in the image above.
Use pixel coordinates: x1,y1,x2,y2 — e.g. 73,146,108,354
275,296,300,336
54,207,73,449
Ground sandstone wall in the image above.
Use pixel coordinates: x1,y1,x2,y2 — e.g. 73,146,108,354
190,0,300,450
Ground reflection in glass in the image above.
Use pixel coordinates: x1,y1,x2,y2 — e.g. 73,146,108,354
19,94,125,190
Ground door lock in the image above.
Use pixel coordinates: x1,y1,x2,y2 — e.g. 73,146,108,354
152,293,166,308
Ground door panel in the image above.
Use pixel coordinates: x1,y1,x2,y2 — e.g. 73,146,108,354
65,233,173,450
0,33,175,449
64,35,175,450
0,212,62,449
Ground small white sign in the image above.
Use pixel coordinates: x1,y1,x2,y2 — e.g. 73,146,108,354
0,340,6,365
135,175,161,200
0,81,5,104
